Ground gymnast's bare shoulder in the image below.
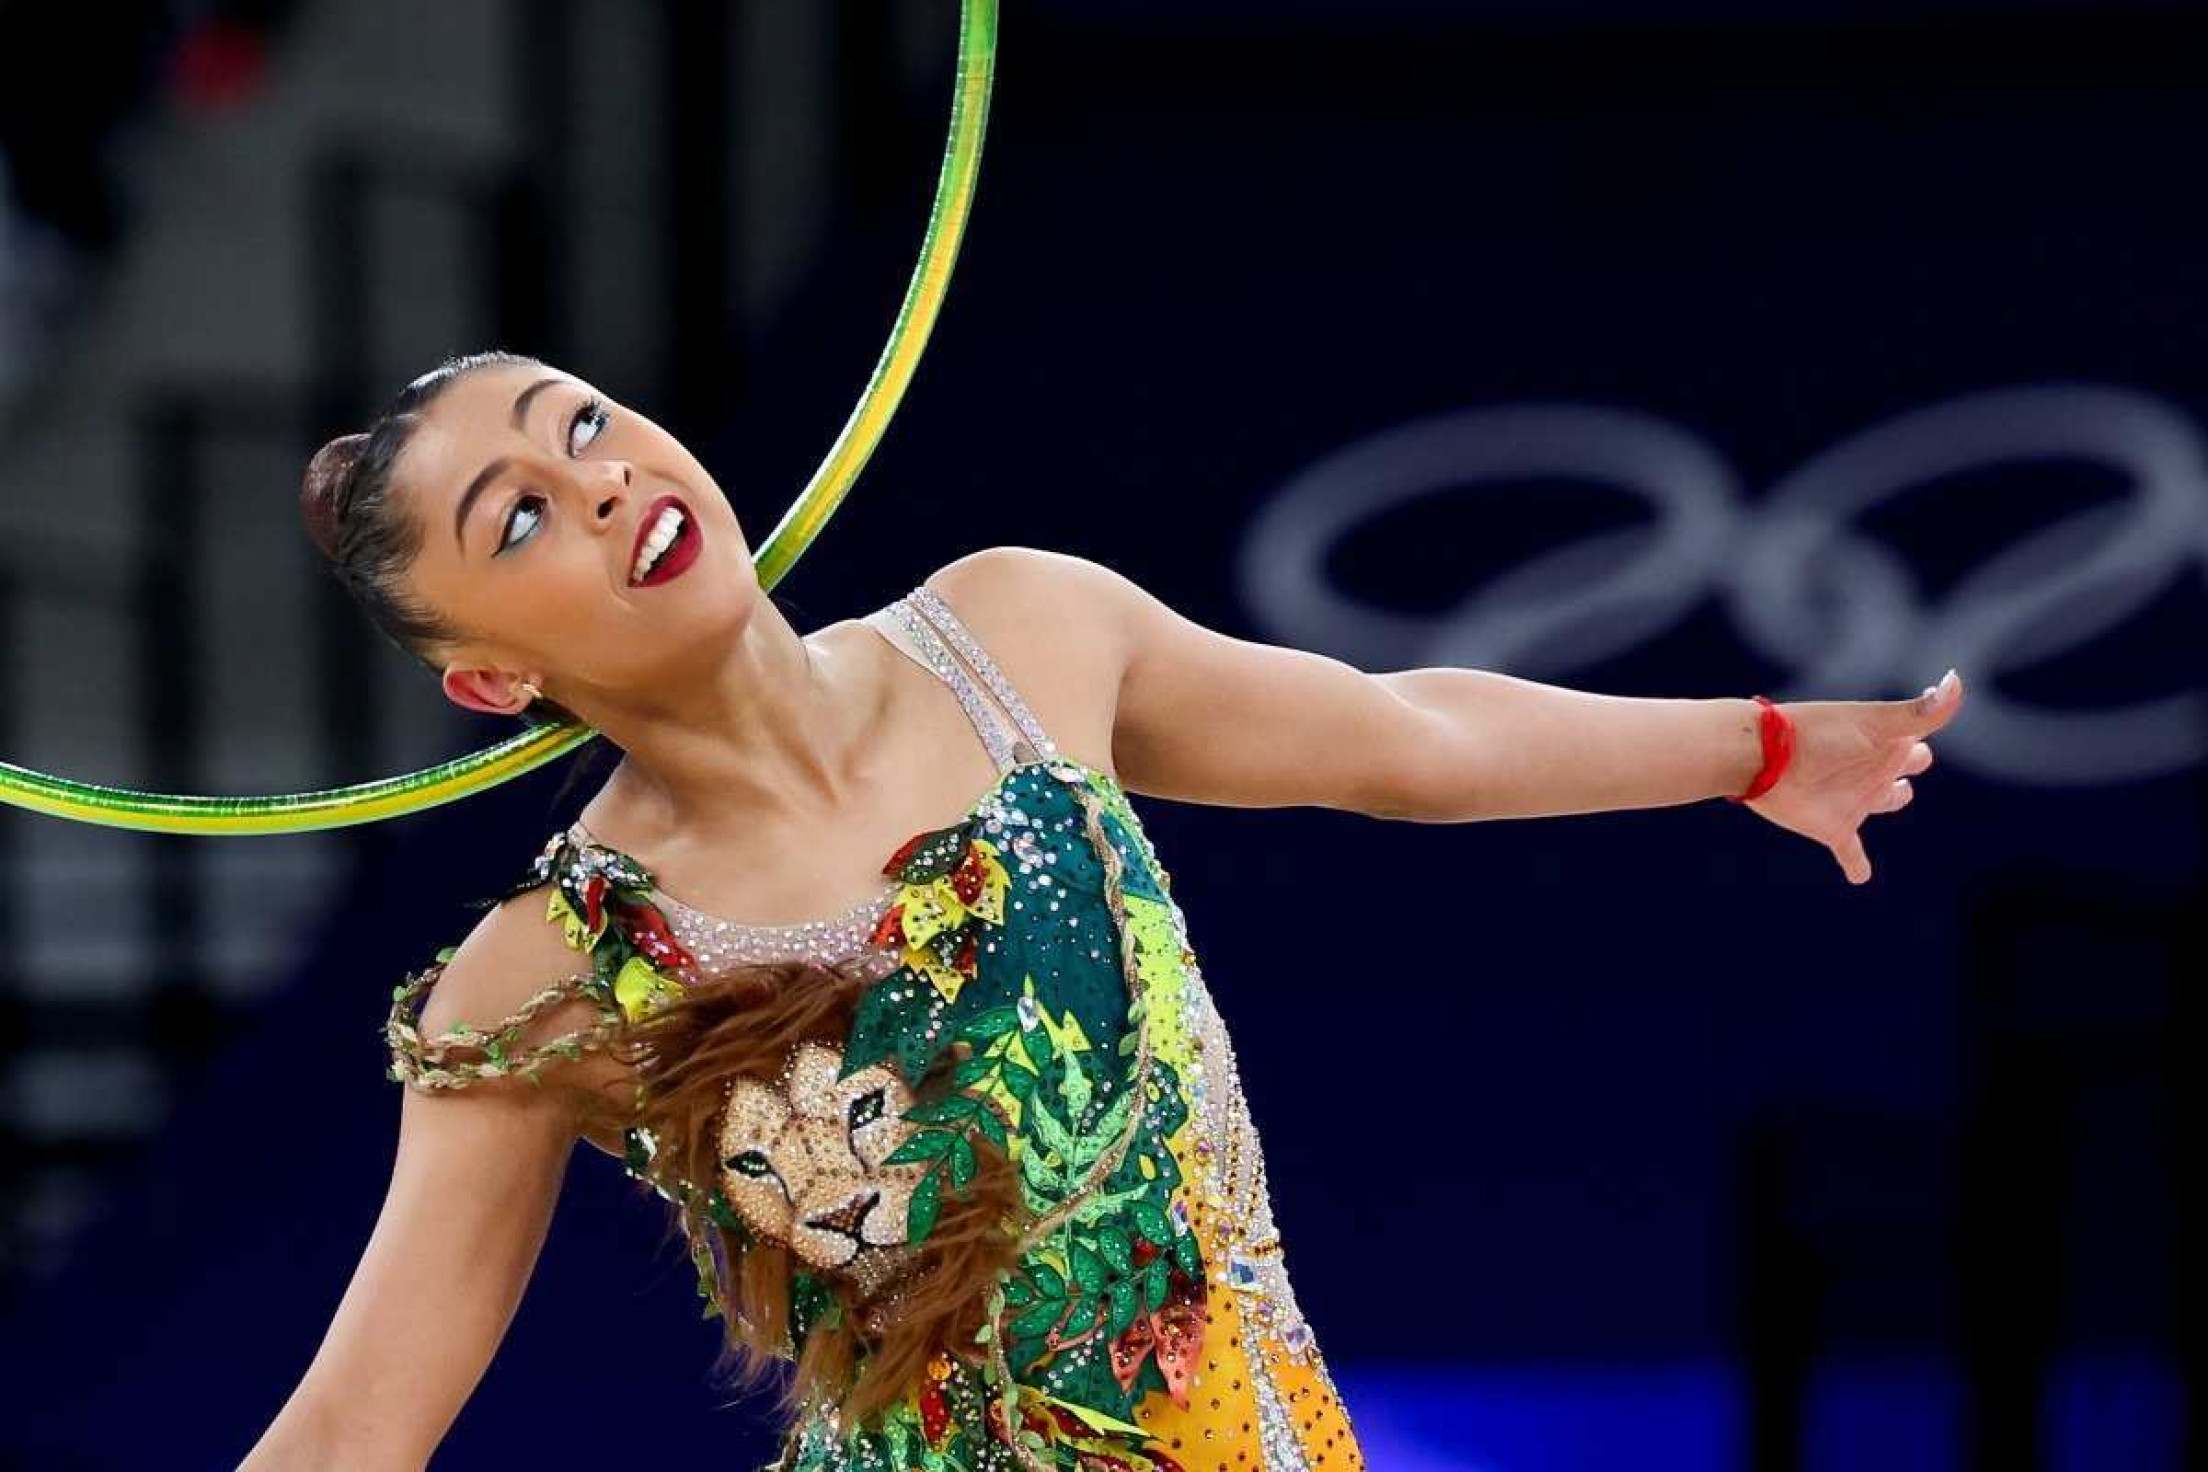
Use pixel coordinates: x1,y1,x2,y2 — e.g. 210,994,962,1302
409,883,641,1160
238,890,627,1471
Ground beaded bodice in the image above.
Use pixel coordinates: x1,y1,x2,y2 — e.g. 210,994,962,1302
384,581,1362,1471
563,586,1059,977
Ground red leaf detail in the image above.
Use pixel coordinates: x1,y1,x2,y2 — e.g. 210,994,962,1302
868,902,906,949
954,930,977,975
609,897,696,974
881,829,933,876
950,849,986,904
582,874,608,932
1150,1299,1206,1409
1109,1314,1156,1396
920,1383,950,1446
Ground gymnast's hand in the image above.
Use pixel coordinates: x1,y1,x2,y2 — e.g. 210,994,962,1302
1743,670,1964,886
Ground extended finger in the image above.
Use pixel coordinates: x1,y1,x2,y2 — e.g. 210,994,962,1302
1835,829,1872,885
1899,669,1965,737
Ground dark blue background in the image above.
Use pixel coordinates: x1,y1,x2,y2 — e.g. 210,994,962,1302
5,3,2204,1468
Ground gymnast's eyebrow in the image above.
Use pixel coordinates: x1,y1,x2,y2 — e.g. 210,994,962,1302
452,376,564,552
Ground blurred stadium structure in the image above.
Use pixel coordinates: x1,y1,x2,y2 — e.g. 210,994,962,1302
0,0,877,1282
2,2,2205,1468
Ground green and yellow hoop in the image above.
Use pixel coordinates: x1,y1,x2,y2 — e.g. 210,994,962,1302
0,0,998,837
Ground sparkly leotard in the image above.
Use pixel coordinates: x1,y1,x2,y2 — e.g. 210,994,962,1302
386,585,1364,1470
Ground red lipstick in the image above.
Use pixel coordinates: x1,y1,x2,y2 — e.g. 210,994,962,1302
630,494,702,587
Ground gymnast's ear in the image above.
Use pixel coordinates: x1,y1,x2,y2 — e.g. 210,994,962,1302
441,665,535,718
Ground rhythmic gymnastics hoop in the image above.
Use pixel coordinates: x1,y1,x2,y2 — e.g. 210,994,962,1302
0,0,997,836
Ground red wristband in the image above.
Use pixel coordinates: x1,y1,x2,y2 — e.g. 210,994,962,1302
1726,695,1794,803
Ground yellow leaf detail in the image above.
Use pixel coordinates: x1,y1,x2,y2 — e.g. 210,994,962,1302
898,884,953,948
546,889,604,952
910,946,967,1005
927,875,970,930
1041,1005,1092,1056
966,841,1009,925
615,954,677,1021
1035,1390,1148,1439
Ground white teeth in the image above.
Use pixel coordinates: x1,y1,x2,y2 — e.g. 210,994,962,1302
631,506,687,582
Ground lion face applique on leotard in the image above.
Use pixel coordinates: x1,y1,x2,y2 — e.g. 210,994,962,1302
715,1040,929,1293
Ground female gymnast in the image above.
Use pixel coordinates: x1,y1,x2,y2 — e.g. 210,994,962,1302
236,351,1961,1471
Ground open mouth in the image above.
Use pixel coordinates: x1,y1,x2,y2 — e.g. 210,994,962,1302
629,494,703,587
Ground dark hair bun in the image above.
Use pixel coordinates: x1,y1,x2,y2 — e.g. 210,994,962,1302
300,432,368,561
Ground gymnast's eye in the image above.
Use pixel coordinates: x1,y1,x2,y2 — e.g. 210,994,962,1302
497,494,545,553
724,1149,774,1179
847,1089,886,1131
568,396,610,455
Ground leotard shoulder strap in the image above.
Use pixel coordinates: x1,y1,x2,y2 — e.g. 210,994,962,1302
864,583,1059,775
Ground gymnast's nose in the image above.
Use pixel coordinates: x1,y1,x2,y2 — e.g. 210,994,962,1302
592,459,634,520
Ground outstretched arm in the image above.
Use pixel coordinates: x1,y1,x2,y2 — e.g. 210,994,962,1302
241,1077,574,1470
240,897,621,1469
960,547,1963,886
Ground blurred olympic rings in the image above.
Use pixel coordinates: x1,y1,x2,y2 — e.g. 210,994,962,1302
1238,384,2208,786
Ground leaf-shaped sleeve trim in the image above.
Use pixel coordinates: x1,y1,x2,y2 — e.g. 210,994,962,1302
384,958,624,1093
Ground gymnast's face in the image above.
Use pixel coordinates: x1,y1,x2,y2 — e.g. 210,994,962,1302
392,360,759,718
